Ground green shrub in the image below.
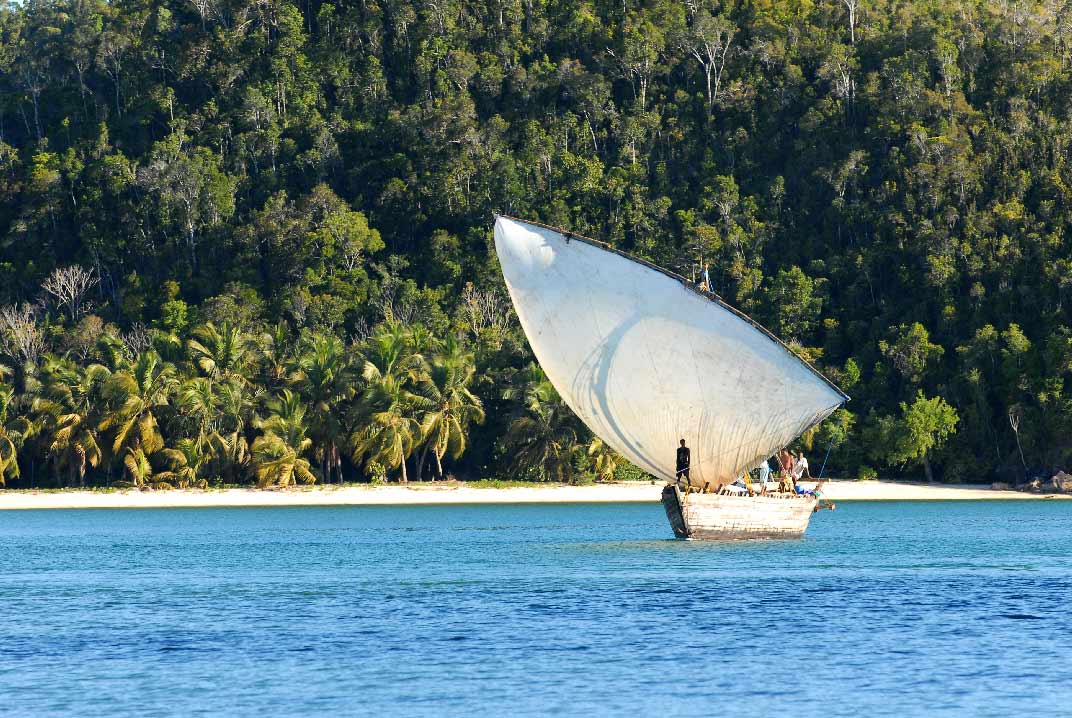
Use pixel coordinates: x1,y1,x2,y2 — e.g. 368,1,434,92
367,461,387,485
613,460,649,482
570,472,595,486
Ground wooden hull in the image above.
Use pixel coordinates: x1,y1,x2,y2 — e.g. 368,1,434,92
661,485,816,540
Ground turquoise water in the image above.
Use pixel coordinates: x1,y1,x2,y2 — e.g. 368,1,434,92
2,501,1070,717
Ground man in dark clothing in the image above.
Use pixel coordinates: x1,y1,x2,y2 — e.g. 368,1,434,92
676,439,691,482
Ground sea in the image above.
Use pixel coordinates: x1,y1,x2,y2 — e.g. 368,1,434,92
1,500,1069,717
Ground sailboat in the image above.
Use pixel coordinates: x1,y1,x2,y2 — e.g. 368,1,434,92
494,215,849,539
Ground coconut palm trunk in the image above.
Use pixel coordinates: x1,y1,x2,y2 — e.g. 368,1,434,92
417,445,429,481
330,443,341,484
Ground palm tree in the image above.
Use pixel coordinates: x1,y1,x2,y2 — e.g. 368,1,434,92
292,333,353,484
207,430,250,484
501,367,584,482
209,379,255,484
258,321,296,392
34,357,111,487
100,351,177,458
500,361,550,405
345,322,430,483
251,389,318,487
405,323,442,358
187,322,257,383
96,333,135,371
587,437,619,482
414,336,484,480
177,376,218,448
158,438,209,489
150,327,186,364
0,382,34,485
122,446,167,488
360,322,426,386
349,375,420,483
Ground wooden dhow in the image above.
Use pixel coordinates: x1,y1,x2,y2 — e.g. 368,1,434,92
662,485,821,540
494,216,848,540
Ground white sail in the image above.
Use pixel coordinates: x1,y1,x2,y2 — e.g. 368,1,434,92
494,216,848,487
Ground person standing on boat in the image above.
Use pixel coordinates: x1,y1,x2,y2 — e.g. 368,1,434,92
676,440,691,483
777,449,793,477
757,458,771,485
793,451,811,482
777,449,795,492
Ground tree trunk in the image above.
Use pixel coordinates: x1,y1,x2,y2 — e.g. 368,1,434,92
80,450,87,488
399,457,408,483
417,445,428,482
923,454,934,484
30,90,41,142
435,452,444,480
187,226,198,275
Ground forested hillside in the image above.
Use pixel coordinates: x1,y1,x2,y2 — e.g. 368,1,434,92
0,0,1069,487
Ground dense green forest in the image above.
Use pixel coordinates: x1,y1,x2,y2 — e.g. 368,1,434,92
0,0,1069,487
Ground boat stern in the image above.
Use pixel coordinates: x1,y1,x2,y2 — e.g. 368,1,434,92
661,484,690,538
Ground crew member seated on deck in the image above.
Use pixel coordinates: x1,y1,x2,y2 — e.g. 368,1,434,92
676,439,691,484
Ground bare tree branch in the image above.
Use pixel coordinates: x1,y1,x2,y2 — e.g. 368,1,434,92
120,323,153,362
461,282,513,336
677,12,736,113
374,277,417,326
349,317,372,346
841,0,860,44
0,304,46,364
42,265,99,322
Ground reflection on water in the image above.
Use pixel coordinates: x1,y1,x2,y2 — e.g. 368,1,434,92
0,501,1069,717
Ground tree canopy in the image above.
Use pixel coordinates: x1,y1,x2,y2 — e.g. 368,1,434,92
1,0,1071,485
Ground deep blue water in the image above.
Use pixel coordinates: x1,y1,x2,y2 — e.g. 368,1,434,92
1,500,1071,717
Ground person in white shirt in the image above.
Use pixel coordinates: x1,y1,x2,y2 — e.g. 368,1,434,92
757,458,771,484
792,452,811,482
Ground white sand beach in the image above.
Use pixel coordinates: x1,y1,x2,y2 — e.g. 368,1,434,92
808,480,1070,501
0,479,1066,510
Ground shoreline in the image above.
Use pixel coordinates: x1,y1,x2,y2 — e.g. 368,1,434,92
0,480,1067,510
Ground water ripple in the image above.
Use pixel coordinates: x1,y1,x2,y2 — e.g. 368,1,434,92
0,501,1069,717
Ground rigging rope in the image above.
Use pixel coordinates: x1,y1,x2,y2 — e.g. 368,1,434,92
817,441,834,479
